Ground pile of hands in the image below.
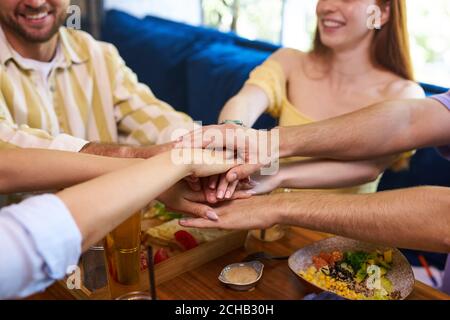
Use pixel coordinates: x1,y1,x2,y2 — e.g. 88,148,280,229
158,124,281,230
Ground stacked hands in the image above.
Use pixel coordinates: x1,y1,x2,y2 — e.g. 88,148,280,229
159,123,280,230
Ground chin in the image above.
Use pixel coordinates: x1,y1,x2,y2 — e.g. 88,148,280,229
320,38,344,51
19,25,60,43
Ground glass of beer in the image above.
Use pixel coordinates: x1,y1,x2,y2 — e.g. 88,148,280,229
104,211,143,299
249,224,287,242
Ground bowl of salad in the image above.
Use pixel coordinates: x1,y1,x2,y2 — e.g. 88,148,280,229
289,237,415,300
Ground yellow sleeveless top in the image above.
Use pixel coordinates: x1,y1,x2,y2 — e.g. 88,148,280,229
245,59,413,194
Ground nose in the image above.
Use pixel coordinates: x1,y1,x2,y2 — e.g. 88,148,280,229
21,0,47,9
317,0,340,16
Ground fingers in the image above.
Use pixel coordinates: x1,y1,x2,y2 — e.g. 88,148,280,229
230,190,254,200
201,177,218,204
217,174,258,200
236,178,257,191
226,164,262,183
224,180,239,199
174,127,208,149
179,217,221,229
175,124,241,151
216,173,229,200
177,199,219,221
175,126,220,150
208,175,219,190
191,149,238,178
185,176,201,192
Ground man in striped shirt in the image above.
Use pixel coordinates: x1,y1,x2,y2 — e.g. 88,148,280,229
0,0,194,157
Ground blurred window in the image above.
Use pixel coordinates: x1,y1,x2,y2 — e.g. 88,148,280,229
103,0,449,86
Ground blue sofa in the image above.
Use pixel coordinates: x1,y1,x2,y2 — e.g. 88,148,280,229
102,9,449,273
102,10,449,190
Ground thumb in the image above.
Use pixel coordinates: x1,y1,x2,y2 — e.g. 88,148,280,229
229,190,254,200
178,199,219,221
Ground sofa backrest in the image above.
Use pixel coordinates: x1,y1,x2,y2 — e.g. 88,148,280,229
101,9,450,189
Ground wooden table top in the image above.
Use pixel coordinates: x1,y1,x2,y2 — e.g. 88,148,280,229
30,227,449,300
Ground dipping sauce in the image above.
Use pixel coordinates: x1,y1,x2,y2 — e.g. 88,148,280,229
224,265,259,284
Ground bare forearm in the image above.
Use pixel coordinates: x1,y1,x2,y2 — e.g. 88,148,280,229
219,97,257,127
218,85,268,127
0,149,140,193
58,152,188,251
278,158,390,190
252,157,392,194
279,99,450,160
276,187,450,252
80,141,174,159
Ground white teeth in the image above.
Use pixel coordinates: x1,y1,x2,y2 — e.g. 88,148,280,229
323,20,344,28
26,12,48,20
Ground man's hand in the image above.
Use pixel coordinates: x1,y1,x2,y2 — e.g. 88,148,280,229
176,124,279,200
80,142,175,159
158,180,252,221
179,195,280,230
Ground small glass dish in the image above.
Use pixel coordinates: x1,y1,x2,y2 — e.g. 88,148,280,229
218,261,264,291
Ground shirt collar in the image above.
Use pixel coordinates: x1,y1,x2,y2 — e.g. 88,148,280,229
58,27,89,67
0,25,14,66
0,25,89,69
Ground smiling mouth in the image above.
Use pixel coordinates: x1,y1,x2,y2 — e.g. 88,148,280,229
322,19,346,29
18,10,54,24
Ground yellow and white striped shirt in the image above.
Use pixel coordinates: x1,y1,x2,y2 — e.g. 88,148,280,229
0,26,193,151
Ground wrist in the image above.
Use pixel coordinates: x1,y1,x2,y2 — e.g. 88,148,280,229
275,127,291,158
79,142,133,158
134,142,175,159
274,193,293,225
266,193,288,225
165,148,196,178
273,165,287,189
219,119,245,127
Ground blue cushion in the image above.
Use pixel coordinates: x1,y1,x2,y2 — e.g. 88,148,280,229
379,148,450,190
378,83,450,190
420,83,448,96
102,10,231,113
143,14,235,44
143,14,280,53
186,42,276,128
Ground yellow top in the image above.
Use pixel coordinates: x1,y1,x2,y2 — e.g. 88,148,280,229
245,59,413,194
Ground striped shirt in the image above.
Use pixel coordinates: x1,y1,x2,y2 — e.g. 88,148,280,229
0,26,194,152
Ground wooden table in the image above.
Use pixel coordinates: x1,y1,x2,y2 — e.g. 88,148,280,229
29,227,450,300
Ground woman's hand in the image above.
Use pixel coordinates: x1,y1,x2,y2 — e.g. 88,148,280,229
244,172,282,195
179,196,280,230
199,171,281,204
157,181,216,220
158,180,252,221
176,148,239,178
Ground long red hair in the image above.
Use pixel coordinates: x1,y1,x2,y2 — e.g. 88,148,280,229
312,0,414,80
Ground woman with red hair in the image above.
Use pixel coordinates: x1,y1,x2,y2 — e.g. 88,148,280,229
212,0,425,200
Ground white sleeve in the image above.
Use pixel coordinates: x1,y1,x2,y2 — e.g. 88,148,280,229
0,194,82,299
